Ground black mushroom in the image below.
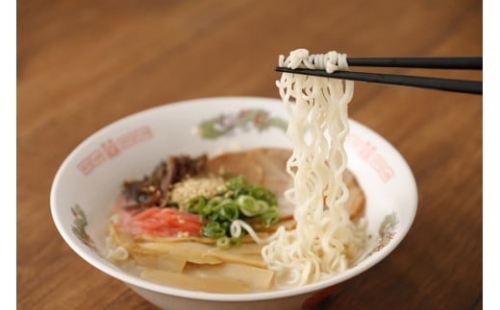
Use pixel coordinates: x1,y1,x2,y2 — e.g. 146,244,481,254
121,154,208,211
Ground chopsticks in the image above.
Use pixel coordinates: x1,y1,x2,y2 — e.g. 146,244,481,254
345,56,481,70
275,57,482,95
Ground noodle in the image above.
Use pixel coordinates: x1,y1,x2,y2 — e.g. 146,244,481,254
262,49,367,288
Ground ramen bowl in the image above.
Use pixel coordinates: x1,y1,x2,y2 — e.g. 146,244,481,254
50,96,418,310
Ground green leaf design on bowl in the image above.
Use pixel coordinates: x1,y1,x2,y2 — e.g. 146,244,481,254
71,204,101,256
365,212,398,258
195,108,287,139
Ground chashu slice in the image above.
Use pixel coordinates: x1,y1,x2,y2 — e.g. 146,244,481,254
204,151,263,185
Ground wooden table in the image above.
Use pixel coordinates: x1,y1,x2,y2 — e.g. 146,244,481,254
17,1,483,309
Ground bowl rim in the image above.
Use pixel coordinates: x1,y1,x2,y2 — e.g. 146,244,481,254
50,95,418,302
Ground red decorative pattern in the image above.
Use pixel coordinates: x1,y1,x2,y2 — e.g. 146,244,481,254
77,125,153,176
77,149,107,176
346,132,395,182
116,126,153,149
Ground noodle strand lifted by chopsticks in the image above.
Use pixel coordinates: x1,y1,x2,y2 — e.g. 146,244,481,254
262,49,367,288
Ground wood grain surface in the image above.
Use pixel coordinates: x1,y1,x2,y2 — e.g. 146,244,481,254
17,0,482,309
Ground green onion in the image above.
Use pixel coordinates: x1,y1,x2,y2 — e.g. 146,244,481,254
201,221,226,239
185,175,280,248
216,236,231,249
259,206,279,226
237,195,258,216
186,195,207,214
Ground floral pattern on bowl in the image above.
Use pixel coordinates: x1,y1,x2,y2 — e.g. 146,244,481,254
71,204,100,255
194,108,287,139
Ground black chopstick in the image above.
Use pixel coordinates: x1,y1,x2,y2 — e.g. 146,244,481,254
274,67,482,95
346,56,482,70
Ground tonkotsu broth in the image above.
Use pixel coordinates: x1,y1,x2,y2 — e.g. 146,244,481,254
105,147,366,293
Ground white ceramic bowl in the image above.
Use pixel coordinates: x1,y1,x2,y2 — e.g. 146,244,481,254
50,96,418,310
